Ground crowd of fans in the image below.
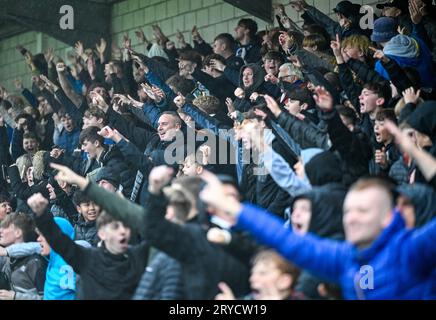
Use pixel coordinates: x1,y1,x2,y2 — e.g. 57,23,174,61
0,0,435,300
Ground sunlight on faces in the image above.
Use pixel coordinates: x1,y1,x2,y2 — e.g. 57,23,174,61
82,116,102,130
0,224,20,247
81,140,100,159
0,202,12,221
343,187,393,248
98,221,131,255
242,67,254,87
285,99,302,116
359,89,382,114
23,138,38,153
343,46,363,60
264,59,280,76
374,120,393,144
61,115,75,132
182,155,203,177
237,120,263,150
157,114,181,141
212,39,226,56
77,201,99,222
37,97,53,117
178,60,195,78
291,198,312,235
249,260,293,300
234,25,247,42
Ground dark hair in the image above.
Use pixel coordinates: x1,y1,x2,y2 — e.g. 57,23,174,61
96,210,118,229
203,54,226,69
166,75,196,96
375,108,397,123
238,19,258,39
1,212,37,242
364,81,392,107
14,113,33,124
214,33,237,52
287,31,304,47
336,105,358,126
72,190,92,206
79,126,104,146
58,108,72,119
324,72,342,91
23,131,38,141
263,51,285,64
0,193,11,205
303,34,328,51
84,106,108,125
88,82,109,94
304,24,331,42
178,50,203,66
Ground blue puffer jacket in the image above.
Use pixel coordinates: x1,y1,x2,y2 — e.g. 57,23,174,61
236,204,436,299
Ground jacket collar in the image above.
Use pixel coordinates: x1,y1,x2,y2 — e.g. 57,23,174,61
355,210,405,263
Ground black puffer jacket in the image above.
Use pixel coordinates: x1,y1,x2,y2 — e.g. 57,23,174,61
74,216,99,247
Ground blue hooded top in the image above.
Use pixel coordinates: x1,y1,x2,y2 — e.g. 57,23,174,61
43,218,76,300
375,34,436,88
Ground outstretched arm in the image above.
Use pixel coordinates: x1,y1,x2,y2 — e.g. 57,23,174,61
199,170,350,283
27,193,88,274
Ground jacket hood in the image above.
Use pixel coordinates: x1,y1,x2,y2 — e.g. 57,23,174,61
407,101,436,143
293,183,346,239
239,63,266,97
396,183,436,228
304,151,343,186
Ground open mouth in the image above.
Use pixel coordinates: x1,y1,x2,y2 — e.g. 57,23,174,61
292,222,304,234
375,132,381,141
119,238,128,246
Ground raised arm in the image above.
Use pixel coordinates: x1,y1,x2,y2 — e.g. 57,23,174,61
56,62,83,108
27,193,88,274
199,170,350,283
